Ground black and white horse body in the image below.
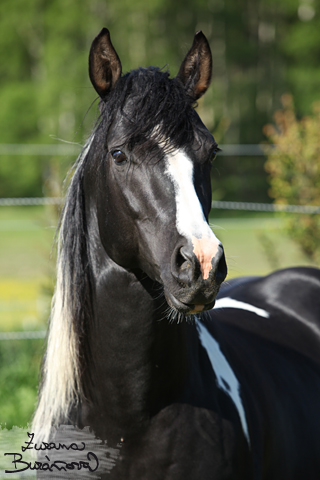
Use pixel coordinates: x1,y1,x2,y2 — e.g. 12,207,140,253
33,29,320,479
212,267,320,479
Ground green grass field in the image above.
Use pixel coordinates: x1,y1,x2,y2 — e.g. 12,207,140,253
0,205,316,431
0,206,56,331
212,214,315,277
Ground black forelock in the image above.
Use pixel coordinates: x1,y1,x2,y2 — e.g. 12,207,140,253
97,66,198,155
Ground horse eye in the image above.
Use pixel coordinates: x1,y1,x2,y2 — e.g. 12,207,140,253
211,152,217,162
210,147,220,163
111,150,127,165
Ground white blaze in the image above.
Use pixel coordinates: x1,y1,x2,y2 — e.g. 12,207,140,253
165,149,221,279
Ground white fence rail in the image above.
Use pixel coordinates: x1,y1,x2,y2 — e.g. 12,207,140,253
0,197,62,206
0,331,46,340
0,197,319,214
211,201,320,214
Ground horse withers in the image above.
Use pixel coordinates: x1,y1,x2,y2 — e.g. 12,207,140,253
32,29,320,480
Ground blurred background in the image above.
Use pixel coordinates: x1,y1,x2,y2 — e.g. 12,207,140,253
0,0,319,437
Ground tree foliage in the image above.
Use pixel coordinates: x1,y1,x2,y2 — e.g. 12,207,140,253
1,0,320,199
264,94,320,261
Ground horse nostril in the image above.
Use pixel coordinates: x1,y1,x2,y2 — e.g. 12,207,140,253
172,245,195,285
214,247,228,285
179,245,195,266
176,248,186,270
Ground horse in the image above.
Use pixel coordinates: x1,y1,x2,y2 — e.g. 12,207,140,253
32,28,320,479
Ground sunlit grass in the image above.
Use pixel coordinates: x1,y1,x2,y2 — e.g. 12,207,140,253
0,278,51,331
0,206,56,331
209,213,316,278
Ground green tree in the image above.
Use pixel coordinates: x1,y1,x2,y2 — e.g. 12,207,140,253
1,0,320,201
264,94,320,262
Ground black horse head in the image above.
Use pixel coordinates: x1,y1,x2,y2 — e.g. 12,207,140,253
87,28,227,316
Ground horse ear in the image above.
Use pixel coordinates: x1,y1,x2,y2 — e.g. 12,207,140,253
177,31,212,101
89,28,122,99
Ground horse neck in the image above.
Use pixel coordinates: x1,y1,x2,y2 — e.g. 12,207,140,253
81,213,188,441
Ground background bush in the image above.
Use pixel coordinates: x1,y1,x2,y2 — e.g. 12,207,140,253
264,94,320,261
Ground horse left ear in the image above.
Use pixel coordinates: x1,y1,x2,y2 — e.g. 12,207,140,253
89,28,122,99
177,31,212,101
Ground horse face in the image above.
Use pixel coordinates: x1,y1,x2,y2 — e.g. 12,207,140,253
90,29,227,315
162,130,227,314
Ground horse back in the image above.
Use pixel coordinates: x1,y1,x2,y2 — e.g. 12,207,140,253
214,266,320,364
203,267,320,479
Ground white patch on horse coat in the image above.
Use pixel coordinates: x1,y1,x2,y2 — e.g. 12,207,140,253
165,149,221,279
214,297,270,318
196,319,250,445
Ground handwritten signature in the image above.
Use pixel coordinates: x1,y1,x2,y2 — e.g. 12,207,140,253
4,432,99,474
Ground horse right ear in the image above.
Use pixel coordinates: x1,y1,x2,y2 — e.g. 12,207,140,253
89,28,122,99
176,31,212,101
